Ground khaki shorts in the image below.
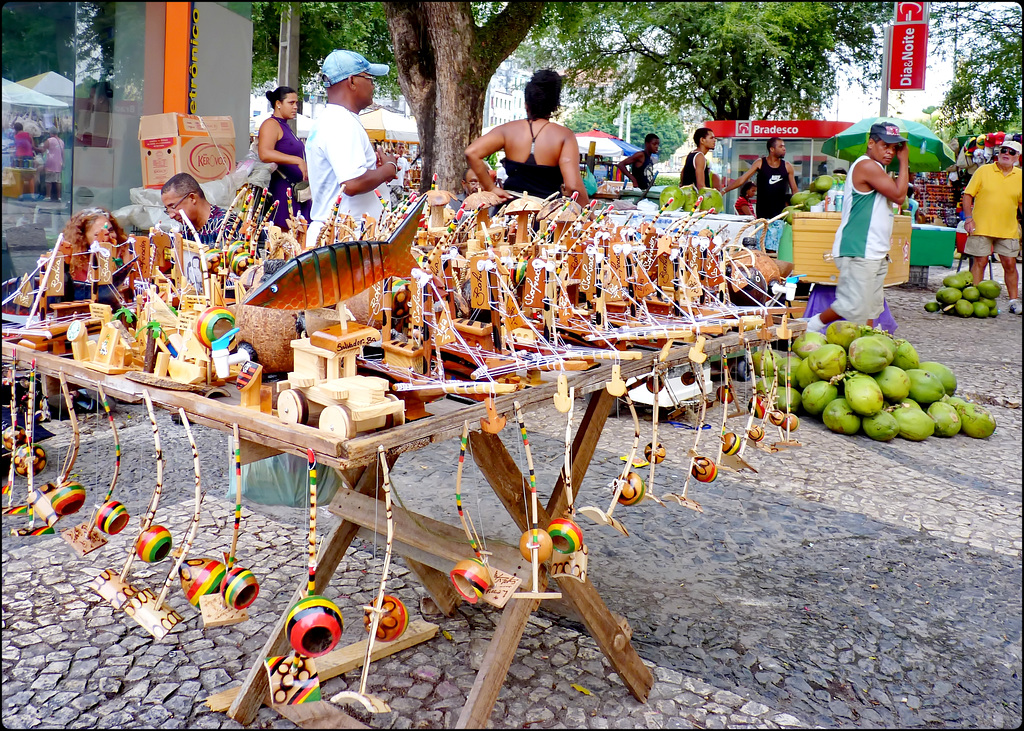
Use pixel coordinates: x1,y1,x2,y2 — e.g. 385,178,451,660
833,256,888,325
964,235,1021,258
43,171,61,183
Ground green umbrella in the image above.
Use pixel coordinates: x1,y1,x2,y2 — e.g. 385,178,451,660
821,116,956,172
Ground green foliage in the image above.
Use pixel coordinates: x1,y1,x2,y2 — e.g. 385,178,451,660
251,2,397,97
931,2,1022,135
563,102,687,159
113,306,135,325
523,2,890,121
654,173,679,188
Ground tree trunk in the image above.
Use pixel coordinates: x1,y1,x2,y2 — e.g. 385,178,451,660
383,1,545,194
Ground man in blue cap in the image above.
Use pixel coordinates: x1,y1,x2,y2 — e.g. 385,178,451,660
306,50,397,247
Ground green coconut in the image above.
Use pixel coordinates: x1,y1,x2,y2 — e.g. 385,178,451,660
755,376,773,394
924,301,940,313
917,361,956,396
792,331,828,359
845,374,885,416
751,349,777,379
989,306,999,318
862,411,900,442
792,358,822,390
806,343,847,380
979,297,997,312
935,287,962,305
905,368,947,405
801,381,838,416
954,299,975,317
942,271,970,289
977,280,1001,299
893,405,935,441
927,401,962,438
891,340,920,371
954,402,996,439
961,286,981,302
943,395,967,408
775,385,801,413
900,398,923,411
873,366,911,403
822,398,861,435
972,301,990,318
848,336,894,374
825,321,863,350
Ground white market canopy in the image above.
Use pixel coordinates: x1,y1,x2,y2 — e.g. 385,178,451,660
2,78,69,109
575,134,623,158
359,108,419,143
16,71,74,102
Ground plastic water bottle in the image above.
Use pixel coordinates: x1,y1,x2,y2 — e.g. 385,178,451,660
832,178,844,213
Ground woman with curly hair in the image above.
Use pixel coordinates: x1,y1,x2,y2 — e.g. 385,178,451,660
55,207,129,282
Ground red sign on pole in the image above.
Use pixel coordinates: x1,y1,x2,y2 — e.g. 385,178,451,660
889,22,928,91
894,2,929,23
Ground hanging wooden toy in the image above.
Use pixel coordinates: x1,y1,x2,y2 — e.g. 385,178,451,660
548,387,588,583
772,315,802,449
199,423,259,627
715,349,755,474
332,445,396,713
578,394,641,537
266,449,339,707
662,340,710,512
93,384,131,535
450,422,494,603
123,407,201,640
512,401,561,601
12,360,56,535
90,391,169,610
641,366,668,507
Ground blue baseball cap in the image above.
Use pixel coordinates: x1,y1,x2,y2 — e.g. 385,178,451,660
321,50,389,86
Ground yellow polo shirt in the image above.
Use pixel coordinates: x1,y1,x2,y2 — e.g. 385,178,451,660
964,162,1023,239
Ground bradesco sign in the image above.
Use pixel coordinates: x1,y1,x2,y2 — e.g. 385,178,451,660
889,2,930,91
703,120,854,139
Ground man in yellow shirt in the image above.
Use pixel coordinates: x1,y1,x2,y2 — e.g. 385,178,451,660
962,139,1023,313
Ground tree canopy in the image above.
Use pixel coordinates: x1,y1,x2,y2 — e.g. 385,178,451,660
930,2,1022,135
523,2,891,121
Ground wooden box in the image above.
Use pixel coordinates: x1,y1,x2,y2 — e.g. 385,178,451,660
790,212,911,286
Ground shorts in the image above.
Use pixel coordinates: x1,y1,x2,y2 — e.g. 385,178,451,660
833,256,888,325
44,171,61,183
964,235,1020,258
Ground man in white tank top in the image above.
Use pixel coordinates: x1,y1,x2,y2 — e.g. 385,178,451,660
803,122,909,332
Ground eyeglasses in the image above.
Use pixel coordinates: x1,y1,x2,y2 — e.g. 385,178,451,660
353,73,375,85
163,192,192,215
998,147,1019,156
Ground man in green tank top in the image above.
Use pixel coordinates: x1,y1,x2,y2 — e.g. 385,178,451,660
803,122,909,332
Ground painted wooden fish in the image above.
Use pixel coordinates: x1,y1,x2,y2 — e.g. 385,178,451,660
244,197,426,310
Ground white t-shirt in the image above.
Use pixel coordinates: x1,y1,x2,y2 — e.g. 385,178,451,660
394,156,410,187
306,103,384,242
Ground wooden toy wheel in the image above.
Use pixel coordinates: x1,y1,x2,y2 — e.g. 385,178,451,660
319,405,356,438
278,389,309,425
385,394,405,427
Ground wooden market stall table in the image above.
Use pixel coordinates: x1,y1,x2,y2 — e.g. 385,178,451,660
3,322,799,727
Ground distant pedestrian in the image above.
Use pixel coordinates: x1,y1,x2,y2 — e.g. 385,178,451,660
41,128,64,201
724,137,798,222
680,127,721,191
734,181,756,216
617,134,660,191
962,139,1023,313
12,122,35,168
803,122,909,332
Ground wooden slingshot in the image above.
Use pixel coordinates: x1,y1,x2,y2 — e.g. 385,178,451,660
331,445,395,714
578,394,642,537
479,394,505,433
123,407,203,640
266,449,340,707
512,402,561,600
661,347,710,513
90,391,168,609
199,423,259,627
548,388,588,583
11,360,57,535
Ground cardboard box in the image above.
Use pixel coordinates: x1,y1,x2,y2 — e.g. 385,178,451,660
139,113,235,189
789,212,911,286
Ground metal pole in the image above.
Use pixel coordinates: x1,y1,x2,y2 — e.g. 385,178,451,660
277,2,301,130
879,24,891,117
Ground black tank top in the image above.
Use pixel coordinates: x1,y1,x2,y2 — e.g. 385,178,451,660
501,119,564,200
630,152,656,191
755,156,790,220
681,150,712,188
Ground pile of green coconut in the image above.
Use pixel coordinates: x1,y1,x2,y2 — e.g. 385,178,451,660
752,322,996,441
924,270,1002,317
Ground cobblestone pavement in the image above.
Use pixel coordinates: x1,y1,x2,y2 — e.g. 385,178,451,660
3,263,1021,729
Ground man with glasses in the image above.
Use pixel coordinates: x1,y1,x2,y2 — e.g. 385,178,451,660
963,139,1023,314
160,172,226,246
305,49,397,247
